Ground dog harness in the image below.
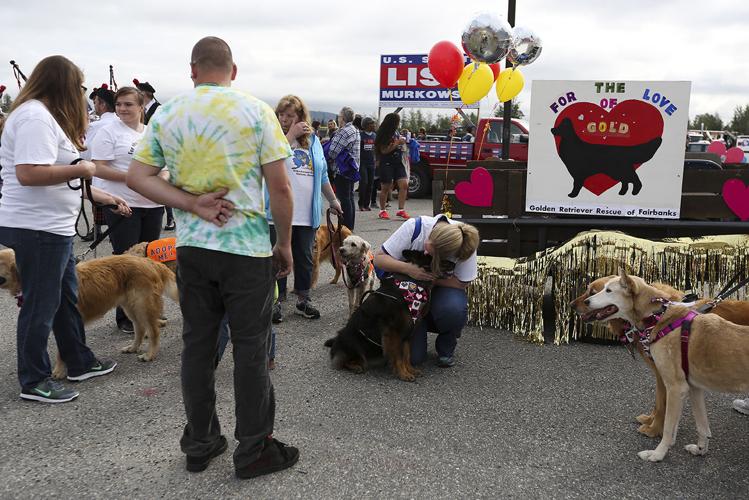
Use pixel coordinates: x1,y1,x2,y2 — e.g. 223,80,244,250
343,251,375,289
147,237,177,263
393,278,430,323
623,310,698,379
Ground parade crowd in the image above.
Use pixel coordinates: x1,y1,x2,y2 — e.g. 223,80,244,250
0,36,481,479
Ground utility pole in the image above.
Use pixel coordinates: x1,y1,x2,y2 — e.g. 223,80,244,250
501,0,516,160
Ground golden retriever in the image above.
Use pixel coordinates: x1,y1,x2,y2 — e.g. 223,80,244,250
311,224,353,287
585,270,749,461
0,249,178,377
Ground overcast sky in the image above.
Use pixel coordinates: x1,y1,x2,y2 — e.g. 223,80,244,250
2,0,747,124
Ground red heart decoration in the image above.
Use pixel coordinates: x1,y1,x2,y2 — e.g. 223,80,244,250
721,179,749,221
455,167,493,207
553,100,664,196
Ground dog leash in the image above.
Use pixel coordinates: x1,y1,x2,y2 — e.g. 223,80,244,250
324,208,343,272
67,159,125,262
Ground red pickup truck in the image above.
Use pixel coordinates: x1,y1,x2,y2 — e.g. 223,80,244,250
408,117,529,197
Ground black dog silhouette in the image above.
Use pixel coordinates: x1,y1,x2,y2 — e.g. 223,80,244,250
551,117,662,198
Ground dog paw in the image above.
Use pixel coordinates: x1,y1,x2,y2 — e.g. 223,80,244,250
685,444,707,456
636,413,654,425
51,368,66,380
397,372,417,382
138,353,155,362
158,319,167,328
637,423,662,438
637,449,665,462
121,344,138,354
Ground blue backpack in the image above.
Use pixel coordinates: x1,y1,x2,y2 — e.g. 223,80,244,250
322,139,361,182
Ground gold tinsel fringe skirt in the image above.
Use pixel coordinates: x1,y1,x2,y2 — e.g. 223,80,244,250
467,230,749,344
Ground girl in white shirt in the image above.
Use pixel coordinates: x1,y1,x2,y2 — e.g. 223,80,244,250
0,55,129,403
374,215,480,368
91,86,165,333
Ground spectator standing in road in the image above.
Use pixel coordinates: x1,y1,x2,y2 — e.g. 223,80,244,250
325,106,360,230
127,36,299,480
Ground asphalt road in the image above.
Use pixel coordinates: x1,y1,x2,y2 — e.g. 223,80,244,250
0,199,747,499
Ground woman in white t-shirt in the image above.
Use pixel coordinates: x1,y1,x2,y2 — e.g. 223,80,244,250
0,56,128,403
374,215,480,368
90,86,165,333
267,95,341,322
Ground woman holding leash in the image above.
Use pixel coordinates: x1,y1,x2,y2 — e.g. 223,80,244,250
90,86,166,334
0,56,129,403
268,95,341,322
374,215,479,367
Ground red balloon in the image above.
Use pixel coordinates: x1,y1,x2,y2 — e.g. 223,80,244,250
489,63,501,81
428,41,465,88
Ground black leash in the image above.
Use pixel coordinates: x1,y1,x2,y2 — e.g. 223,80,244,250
67,159,124,261
696,270,749,314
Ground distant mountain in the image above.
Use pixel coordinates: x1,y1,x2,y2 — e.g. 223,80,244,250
310,110,337,124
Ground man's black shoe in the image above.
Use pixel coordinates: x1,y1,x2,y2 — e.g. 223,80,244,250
235,437,299,479
186,435,228,472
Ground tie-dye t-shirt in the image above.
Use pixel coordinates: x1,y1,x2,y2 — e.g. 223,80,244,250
133,84,292,257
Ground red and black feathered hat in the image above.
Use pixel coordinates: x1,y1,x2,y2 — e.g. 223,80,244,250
89,83,115,108
133,78,156,94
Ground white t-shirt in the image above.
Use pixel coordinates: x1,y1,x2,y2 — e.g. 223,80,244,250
82,112,118,161
90,120,161,208
0,100,82,236
382,215,478,282
285,141,315,226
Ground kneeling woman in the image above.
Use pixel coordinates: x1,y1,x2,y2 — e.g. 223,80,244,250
373,215,479,367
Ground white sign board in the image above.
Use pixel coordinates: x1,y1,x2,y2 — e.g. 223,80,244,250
526,80,691,219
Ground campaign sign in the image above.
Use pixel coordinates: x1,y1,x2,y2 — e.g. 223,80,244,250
525,80,691,219
379,54,477,109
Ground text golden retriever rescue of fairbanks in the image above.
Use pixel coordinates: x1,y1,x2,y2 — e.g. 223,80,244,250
467,231,749,344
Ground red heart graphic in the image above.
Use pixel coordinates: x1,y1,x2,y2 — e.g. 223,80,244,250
553,100,664,196
722,179,749,221
455,167,493,207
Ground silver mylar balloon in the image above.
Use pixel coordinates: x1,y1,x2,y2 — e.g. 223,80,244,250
461,12,513,64
507,26,543,66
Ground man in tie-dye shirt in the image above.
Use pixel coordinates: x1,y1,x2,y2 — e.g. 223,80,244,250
127,36,299,479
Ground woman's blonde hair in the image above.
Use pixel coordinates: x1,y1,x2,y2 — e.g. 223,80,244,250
5,55,88,151
275,94,311,149
428,221,480,275
115,86,145,124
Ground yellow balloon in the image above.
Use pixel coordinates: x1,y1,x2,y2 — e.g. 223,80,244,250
496,67,525,103
457,63,493,105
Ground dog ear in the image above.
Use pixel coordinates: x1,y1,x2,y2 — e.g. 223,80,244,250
619,268,638,294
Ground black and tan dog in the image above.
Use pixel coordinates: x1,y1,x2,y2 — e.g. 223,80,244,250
324,250,454,382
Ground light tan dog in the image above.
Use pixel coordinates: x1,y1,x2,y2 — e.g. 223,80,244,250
0,249,179,377
311,224,353,287
572,275,749,439
585,270,749,461
338,235,376,316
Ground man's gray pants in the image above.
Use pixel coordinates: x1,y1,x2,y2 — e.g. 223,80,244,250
177,246,275,468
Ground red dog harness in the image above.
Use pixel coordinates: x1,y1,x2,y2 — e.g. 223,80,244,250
628,310,698,379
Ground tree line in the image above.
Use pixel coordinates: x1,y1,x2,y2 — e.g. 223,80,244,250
398,103,524,134
689,105,749,134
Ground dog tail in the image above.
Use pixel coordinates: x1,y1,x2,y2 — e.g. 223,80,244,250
324,337,335,348
158,264,179,303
